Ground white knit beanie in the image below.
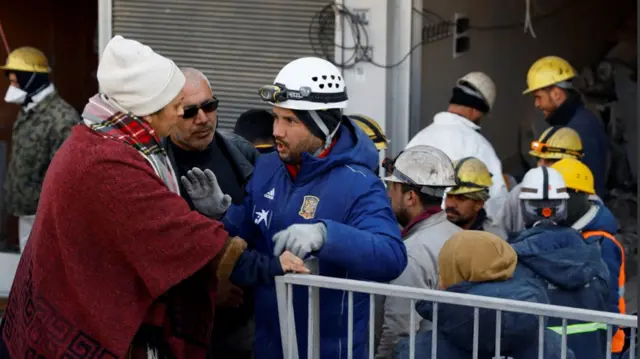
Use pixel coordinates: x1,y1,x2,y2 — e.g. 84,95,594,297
97,35,185,116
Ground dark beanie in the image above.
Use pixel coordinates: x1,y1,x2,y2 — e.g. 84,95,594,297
233,109,274,143
449,83,490,114
293,109,343,140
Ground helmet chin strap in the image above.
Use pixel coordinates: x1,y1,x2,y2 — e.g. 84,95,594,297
532,219,558,227
308,110,341,157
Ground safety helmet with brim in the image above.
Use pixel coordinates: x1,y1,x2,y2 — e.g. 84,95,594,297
0,47,51,74
382,145,457,197
447,157,493,196
523,56,577,95
551,158,596,195
529,126,584,160
350,114,388,150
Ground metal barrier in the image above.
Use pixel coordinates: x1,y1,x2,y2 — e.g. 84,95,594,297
275,274,638,359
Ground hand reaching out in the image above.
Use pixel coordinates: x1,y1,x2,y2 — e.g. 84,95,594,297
180,168,231,219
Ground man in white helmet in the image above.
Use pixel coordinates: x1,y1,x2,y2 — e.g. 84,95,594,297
405,72,507,219
376,145,461,359
186,57,407,359
510,166,610,359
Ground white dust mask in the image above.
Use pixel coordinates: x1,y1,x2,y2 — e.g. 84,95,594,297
4,86,28,104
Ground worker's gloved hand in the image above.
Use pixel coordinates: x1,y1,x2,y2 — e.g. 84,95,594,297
181,168,231,219
272,223,327,259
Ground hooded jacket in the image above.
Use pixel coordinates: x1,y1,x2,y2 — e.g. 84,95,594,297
394,274,575,359
572,202,622,314
572,201,627,353
223,119,407,359
511,225,610,359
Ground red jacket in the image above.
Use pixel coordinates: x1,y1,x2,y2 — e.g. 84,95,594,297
1,124,238,359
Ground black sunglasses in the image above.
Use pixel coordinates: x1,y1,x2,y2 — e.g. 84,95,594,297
183,98,219,119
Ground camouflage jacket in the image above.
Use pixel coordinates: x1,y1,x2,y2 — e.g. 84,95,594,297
3,91,80,216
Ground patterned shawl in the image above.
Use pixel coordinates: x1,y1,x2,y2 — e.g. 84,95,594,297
82,94,180,194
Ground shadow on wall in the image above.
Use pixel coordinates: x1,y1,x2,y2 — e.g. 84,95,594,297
417,0,626,176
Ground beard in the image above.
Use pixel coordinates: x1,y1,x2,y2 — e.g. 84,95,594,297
445,207,475,228
395,208,411,228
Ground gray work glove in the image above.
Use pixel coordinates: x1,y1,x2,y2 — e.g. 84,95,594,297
180,168,231,219
272,223,327,259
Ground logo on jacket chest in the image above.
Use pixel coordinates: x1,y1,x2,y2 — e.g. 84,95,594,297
299,195,320,220
254,208,271,228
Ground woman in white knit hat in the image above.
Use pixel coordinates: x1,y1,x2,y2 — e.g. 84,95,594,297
0,35,307,359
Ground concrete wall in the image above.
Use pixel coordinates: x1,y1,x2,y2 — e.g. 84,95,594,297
417,0,626,175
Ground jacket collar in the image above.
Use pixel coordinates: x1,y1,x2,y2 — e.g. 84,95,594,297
216,132,254,180
23,84,57,114
571,204,599,231
162,131,254,182
469,208,488,230
433,111,481,131
402,206,445,238
545,92,584,126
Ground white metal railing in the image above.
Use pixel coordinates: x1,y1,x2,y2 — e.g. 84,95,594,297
275,274,638,359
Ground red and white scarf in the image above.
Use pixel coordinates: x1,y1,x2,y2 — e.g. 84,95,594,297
82,94,180,194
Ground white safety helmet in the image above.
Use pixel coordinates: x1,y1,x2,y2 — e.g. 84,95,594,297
457,72,496,110
519,166,570,227
258,57,348,111
382,145,457,197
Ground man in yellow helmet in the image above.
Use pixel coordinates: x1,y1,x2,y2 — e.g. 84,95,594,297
523,56,609,197
497,126,594,236
445,157,506,239
551,158,626,356
1,47,80,251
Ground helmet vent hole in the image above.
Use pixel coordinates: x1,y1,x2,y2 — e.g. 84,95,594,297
338,76,341,81
336,83,340,88
312,77,318,82
328,83,333,88
331,75,335,79
322,75,327,80
319,84,325,89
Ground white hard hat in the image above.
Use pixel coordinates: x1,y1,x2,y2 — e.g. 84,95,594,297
457,72,496,110
382,145,457,196
258,57,348,111
518,167,570,200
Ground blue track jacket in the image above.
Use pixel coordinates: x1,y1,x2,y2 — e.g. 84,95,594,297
223,118,407,359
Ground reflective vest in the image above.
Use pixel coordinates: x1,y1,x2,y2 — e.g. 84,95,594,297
583,230,626,353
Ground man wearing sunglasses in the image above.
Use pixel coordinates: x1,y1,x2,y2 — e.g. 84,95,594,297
162,67,259,359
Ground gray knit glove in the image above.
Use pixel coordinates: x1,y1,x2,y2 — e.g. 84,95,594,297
272,223,327,259
181,168,231,219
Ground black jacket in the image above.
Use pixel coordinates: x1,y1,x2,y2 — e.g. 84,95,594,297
162,131,259,358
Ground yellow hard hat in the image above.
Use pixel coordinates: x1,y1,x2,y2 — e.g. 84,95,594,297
0,47,50,73
447,157,493,195
529,126,583,160
551,158,595,195
350,114,388,150
523,56,576,94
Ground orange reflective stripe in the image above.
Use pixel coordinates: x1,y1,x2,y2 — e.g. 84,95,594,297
582,230,626,296
582,230,626,353
612,327,625,352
